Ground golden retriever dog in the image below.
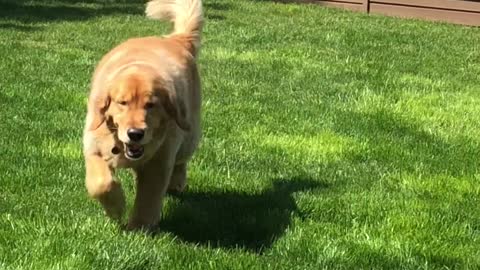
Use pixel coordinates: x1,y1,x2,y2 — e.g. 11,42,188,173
82,0,203,230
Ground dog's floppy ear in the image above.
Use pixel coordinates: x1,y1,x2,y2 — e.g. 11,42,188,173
160,89,190,131
87,91,111,131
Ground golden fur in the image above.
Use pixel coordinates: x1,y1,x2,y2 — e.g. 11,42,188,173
82,0,203,230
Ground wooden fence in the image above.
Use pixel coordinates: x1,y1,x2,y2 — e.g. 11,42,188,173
310,0,480,26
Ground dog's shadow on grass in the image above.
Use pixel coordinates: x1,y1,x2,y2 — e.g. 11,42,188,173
159,178,325,253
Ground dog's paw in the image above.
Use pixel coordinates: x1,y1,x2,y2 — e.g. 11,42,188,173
98,181,126,222
104,206,124,223
167,183,188,195
124,219,160,232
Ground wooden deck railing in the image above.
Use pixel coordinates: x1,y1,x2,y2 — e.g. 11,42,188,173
310,0,480,26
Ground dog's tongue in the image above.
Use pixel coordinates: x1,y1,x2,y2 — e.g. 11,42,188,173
125,143,144,160
128,144,142,151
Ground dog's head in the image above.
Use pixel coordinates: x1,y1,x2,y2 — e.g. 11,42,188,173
88,65,190,161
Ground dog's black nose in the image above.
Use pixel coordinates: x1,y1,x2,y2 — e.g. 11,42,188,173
127,128,144,142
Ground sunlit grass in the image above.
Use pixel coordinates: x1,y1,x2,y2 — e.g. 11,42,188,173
1,0,479,269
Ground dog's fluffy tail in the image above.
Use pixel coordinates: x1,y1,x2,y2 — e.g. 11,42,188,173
146,0,203,56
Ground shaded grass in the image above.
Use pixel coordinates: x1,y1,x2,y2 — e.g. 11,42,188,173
1,0,480,269
160,179,324,253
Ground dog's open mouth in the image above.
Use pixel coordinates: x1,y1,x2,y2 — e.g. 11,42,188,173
125,143,144,160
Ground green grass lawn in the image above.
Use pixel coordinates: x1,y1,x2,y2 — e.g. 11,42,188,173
1,0,480,269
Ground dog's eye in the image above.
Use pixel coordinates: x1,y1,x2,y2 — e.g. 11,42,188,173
118,101,127,106
145,102,155,109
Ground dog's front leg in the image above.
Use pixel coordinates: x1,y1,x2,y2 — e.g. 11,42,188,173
127,151,176,231
85,154,126,222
